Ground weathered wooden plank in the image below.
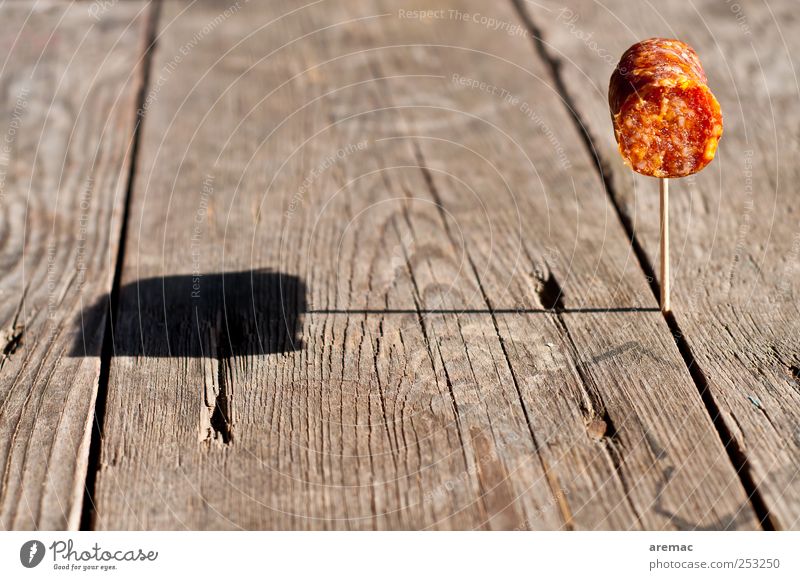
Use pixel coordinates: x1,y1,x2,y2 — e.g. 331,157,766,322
365,0,759,530
93,0,757,529
0,1,150,529
91,0,481,530
517,0,800,528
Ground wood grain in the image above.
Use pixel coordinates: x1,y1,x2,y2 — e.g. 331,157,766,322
0,1,149,529
90,0,760,529
368,0,758,530
517,0,800,528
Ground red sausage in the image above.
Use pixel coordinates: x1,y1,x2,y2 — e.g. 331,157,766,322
609,38,723,178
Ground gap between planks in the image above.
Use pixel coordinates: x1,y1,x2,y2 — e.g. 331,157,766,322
79,0,163,532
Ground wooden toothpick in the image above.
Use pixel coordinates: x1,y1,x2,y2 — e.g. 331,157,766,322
660,177,670,312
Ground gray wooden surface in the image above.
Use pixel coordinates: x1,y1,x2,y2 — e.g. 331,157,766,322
0,0,797,530
518,0,800,530
0,1,148,530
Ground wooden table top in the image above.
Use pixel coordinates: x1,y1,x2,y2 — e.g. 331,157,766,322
1,0,798,530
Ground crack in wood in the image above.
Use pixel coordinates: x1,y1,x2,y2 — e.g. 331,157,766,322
0,284,29,371
534,270,565,312
1,324,24,364
770,345,800,393
209,358,233,445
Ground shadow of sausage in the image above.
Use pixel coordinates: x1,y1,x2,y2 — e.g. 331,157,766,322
71,269,305,358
